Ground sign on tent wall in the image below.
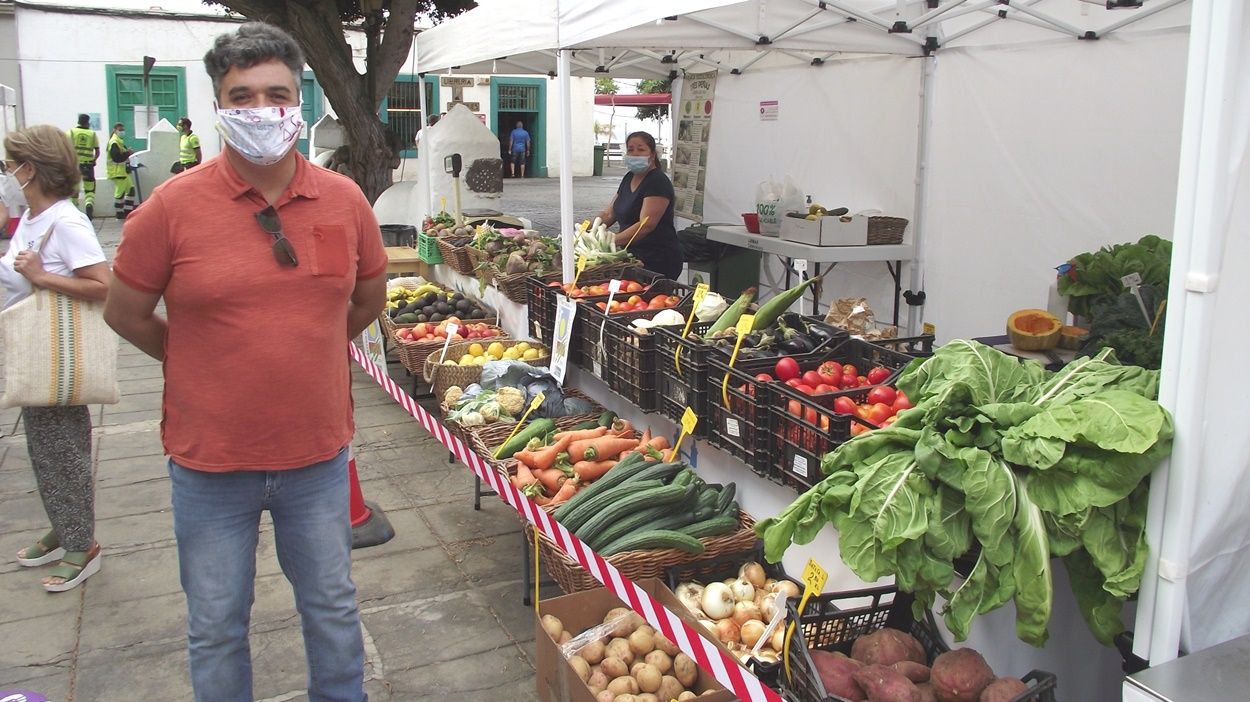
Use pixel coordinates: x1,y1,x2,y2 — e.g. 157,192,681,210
673,71,717,221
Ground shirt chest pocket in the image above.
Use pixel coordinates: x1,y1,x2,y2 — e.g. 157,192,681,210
310,225,351,277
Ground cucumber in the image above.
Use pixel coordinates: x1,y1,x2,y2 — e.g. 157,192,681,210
599,529,707,557
586,498,695,551
495,418,557,460
559,479,665,533
706,287,758,335
677,515,740,539
575,483,693,543
596,411,617,428
715,483,737,514
552,452,646,520
568,420,601,432
627,461,685,486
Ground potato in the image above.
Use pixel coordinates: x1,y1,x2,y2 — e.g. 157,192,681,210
570,655,591,682
929,649,995,702
654,634,681,657
916,682,939,702
600,656,629,680
635,663,663,693
588,670,609,690
978,678,1029,702
851,628,927,667
559,631,573,645
607,638,636,665
636,695,658,702
677,693,697,701
607,675,640,696
657,674,686,702
541,614,564,641
852,664,923,702
811,650,865,701
892,661,932,683
630,662,648,678
629,628,656,657
605,607,644,636
644,649,673,674
595,691,614,702
582,639,607,665
614,696,638,702
673,652,698,688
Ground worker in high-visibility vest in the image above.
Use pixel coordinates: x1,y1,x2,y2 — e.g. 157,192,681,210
106,122,136,220
68,113,99,219
172,117,202,173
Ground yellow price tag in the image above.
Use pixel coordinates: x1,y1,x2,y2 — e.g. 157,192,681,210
625,215,649,250
783,558,828,680
668,407,699,463
494,392,546,460
721,314,755,408
440,196,446,212
674,283,711,377
571,255,589,287
923,322,936,336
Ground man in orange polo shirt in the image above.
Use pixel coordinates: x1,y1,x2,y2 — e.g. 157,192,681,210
104,23,385,702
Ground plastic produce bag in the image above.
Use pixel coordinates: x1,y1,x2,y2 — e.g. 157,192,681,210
478,361,594,418
755,177,783,235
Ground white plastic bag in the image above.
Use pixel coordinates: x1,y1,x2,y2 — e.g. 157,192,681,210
755,177,782,235
781,176,805,219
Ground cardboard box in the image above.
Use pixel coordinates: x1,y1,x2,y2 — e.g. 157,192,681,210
779,213,870,246
535,578,742,702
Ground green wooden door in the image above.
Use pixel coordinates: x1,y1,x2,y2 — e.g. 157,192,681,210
106,65,186,151
298,73,324,157
491,78,546,177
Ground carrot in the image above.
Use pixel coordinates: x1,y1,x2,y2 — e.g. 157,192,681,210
515,435,572,471
534,468,566,495
553,426,608,442
573,459,617,482
611,419,635,437
647,436,671,451
547,480,579,506
639,428,652,445
514,461,537,488
567,436,643,462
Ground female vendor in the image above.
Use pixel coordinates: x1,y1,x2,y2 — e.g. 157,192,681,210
595,131,684,279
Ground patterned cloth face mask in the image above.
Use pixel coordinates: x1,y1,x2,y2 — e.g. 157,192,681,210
215,104,305,166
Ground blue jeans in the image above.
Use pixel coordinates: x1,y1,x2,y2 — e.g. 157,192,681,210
169,448,367,702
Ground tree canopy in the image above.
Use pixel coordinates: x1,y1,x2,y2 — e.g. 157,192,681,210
635,78,671,121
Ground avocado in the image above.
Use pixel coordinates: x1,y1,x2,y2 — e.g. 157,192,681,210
435,301,451,315
416,314,428,323
402,302,422,315
395,313,419,323
430,313,444,322
422,305,436,317
420,293,437,307
469,309,485,319
455,299,472,313
452,292,464,301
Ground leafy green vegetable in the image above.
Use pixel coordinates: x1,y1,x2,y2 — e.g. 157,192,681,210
756,341,1172,647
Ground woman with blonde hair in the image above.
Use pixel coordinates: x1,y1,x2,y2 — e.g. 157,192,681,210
0,124,110,591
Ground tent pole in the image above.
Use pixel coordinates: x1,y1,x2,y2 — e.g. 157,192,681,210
906,53,936,337
1137,0,1238,666
417,58,432,220
558,49,576,281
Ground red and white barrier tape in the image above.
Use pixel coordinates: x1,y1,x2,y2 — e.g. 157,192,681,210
349,343,781,702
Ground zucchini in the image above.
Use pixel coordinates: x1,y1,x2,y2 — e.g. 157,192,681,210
495,418,557,460
706,287,757,335
559,479,665,533
569,420,601,432
715,483,737,514
599,529,707,557
596,411,618,428
552,452,646,520
575,483,693,543
751,272,828,331
677,515,740,539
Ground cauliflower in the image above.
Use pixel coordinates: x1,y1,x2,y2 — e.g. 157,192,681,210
495,386,525,417
480,401,502,422
458,411,485,427
443,385,464,407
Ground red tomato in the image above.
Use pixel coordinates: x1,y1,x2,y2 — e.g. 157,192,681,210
802,370,824,388
796,385,816,396
785,378,803,388
788,399,803,417
833,397,858,415
850,421,870,437
775,357,800,381
842,364,859,377
814,384,834,395
805,407,819,424
841,374,859,389
626,281,643,293
866,403,894,425
819,415,830,431
892,393,914,413
867,386,897,406
817,361,842,384
858,375,869,386
882,415,899,426
754,373,774,382
867,367,891,385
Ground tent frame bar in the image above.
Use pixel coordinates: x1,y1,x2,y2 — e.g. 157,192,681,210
939,0,1044,47
1101,0,1189,36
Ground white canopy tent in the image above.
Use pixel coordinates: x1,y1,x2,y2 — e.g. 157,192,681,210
415,0,1250,691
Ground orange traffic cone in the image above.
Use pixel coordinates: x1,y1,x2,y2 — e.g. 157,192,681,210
348,450,394,549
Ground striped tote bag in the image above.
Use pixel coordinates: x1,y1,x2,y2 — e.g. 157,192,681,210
1,224,119,407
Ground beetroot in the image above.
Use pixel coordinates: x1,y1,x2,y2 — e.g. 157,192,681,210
853,664,923,702
930,649,996,702
891,661,931,683
979,678,1029,702
811,649,866,701
851,628,927,667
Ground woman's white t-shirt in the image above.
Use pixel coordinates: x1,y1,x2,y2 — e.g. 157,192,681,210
0,199,106,309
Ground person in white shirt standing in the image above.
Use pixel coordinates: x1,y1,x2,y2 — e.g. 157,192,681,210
0,125,111,592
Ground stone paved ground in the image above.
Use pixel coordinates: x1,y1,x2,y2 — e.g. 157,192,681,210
0,171,625,701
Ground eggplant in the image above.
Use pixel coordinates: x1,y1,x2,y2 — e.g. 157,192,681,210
780,335,816,354
804,323,839,347
778,312,805,329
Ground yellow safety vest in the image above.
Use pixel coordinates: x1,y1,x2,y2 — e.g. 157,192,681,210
179,132,200,165
68,127,98,164
106,133,129,179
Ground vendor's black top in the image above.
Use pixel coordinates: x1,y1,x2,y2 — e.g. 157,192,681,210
613,169,684,279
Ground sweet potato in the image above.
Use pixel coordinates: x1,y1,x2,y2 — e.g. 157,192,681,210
851,628,927,667
916,682,939,702
978,678,1029,702
811,650,865,701
929,649,996,702
891,661,931,683
852,664,923,702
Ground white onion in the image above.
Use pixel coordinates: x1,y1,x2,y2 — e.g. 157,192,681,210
712,618,741,645
731,601,762,626
771,579,801,601
760,592,780,622
700,582,735,620
770,627,785,653
729,578,756,603
738,562,767,589
675,582,704,614
756,649,780,663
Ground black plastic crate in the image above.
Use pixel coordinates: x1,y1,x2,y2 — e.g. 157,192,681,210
770,340,916,491
654,320,715,437
576,284,694,379
525,266,664,345
870,333,935,358
600,304,693,412
704,316,847,362
786,586,1057,702
576,277,694,309
664,543,802,692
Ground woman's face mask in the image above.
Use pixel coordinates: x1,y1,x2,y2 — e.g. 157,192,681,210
623,155,651,173
215,103,305,166
0,162,31,208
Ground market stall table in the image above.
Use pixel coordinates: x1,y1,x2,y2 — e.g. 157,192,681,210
384,246,429,277
705,225,913,324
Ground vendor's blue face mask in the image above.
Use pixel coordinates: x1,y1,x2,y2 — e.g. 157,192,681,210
623,156,651,173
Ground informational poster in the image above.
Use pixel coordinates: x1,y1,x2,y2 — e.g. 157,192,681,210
759,100,779,121
673,71,717,222
548,295,578,385
359,320,387,371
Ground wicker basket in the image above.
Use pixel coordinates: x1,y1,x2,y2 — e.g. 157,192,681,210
394,326,508,374
530,511,760,594
423,340,552,401
494,269,541,305
436,237,477,275
867,216,908,245
443,386,606,453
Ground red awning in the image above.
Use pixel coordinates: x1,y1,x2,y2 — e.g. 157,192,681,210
594,93,673,107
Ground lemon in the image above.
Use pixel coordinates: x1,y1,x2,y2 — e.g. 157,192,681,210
487,342,506,359
523,348,541,361
459,353,473,363
467,342,485,357
515,342,531,353
458,357,473,366
502,348,521,361
474,355,489,366
442,360,456,366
